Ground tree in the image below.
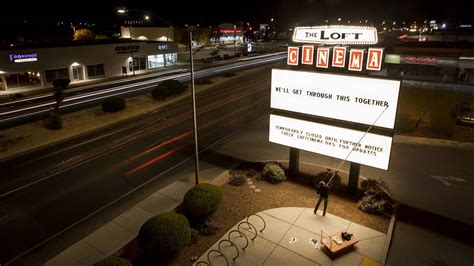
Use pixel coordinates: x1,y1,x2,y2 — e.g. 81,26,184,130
74,29,95,41
45,79,70,130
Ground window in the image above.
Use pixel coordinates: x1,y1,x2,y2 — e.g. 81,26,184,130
5,72,41,88
45,68,68,83
147,54,165,69
87,64,105,78
133,57,147,71
165,53,177,66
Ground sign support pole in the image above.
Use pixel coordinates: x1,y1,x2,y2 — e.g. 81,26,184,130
348,162,360,196
289,147,300,177
288,47,302,177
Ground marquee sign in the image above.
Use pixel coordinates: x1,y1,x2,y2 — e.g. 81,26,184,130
269,114,393,170
271,69,400,129
287,46,384,71
293,25,378,45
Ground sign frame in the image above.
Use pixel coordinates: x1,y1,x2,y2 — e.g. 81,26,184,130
292,25,378,45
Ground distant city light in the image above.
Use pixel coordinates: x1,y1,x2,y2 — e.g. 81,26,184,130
144,15,150,20
117,9,126,13
338,18,342,22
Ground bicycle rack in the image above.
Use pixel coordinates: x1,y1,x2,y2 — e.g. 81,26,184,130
198,213,267,265
227,229,249,250
246,213,267,233
218,239,239,260
237,221,258,241
206,249,228,266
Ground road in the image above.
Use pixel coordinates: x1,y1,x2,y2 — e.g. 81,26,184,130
0,63,278,264
0,53,286,129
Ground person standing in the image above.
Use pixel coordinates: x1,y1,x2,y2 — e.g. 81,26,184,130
314,181,329,216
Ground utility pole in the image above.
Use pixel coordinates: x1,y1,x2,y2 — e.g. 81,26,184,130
234,24,237,55
129,22,136,76
189,30,200,185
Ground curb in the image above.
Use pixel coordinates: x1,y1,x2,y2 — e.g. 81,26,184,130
381,206,398,266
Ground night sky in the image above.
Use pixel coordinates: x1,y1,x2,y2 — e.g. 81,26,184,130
1,0,473,29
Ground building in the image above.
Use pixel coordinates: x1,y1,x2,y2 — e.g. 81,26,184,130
120,26,178,42
384,44,474,84
0,40,178,91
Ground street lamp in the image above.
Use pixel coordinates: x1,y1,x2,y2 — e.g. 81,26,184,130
117,8,201,185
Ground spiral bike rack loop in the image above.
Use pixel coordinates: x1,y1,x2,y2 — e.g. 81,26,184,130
227,229,249,250
195,261,209,266
237,221,258,241
207,249,229,266
246,213,266,233
218,239,239,261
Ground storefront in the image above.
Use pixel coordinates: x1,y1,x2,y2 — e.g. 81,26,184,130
0,40,178,90
384,54,460,82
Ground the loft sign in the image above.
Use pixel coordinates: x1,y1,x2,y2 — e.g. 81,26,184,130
293,25,378,45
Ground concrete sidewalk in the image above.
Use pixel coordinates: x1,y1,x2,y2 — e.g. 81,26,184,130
45,180,194,266
195,207,388,266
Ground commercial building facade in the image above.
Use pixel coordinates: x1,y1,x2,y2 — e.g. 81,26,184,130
0,40,178,90
384,45,474,84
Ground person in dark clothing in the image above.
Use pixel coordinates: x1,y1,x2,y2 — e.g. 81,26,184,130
314,181,329,216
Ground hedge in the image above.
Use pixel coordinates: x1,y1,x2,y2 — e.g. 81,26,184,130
183,184,223,220
138,212,191,259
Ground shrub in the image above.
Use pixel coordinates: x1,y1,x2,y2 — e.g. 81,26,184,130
223,72,237,77
102,97,126,112
183,184,223,220
312,169,341,192
358,178,394,217
262,162,286,184
94,256,132,266
151,85,169,100
197,219,220,235
229,175,246,186
160,79,187,95
358,190,394,217
138,212,191,259
45,111,63,130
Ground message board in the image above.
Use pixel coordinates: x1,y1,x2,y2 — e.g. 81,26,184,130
271,69,400,129
269,114,393,170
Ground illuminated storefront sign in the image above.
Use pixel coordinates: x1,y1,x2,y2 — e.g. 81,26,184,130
271,69,400,129
288,46,384,71
293,25,378,45
403,56,437,65
158,44,168,50
269,114,393,170
9,53,38,63
219,29,242,34
115,45,140,54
